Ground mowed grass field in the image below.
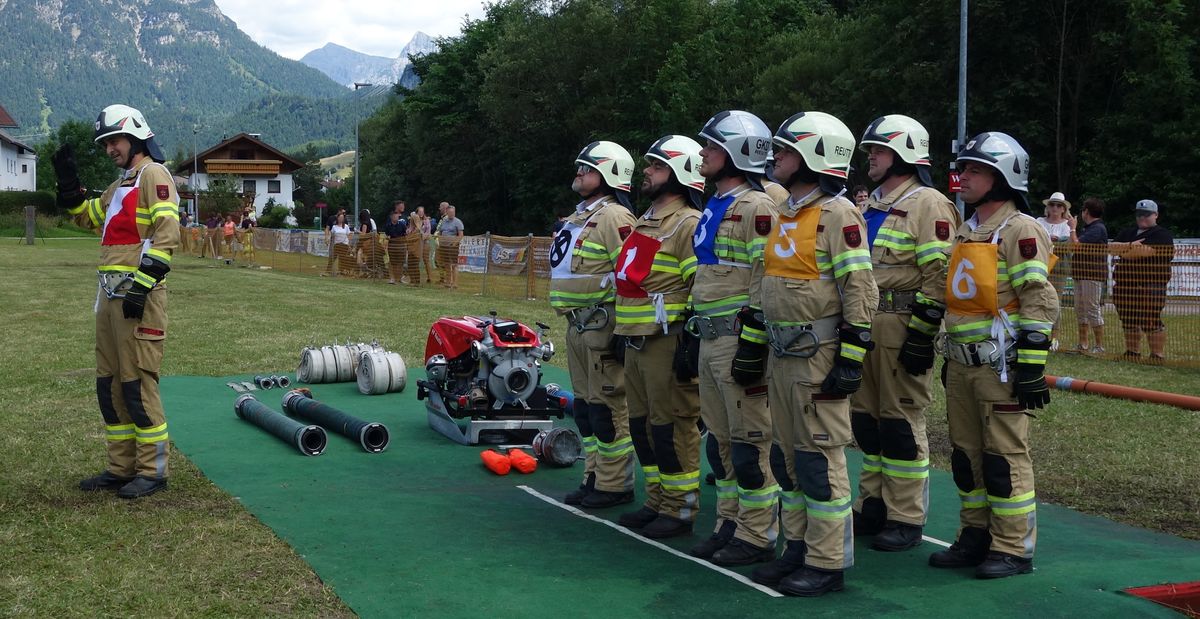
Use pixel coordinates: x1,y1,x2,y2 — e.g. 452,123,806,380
1,239,1198,616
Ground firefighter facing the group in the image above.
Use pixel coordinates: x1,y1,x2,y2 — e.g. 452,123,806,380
851,115,961,551
749,112,878,596
53,104,179,499
685,110,782,562
550,141,638,508
930,132,1056,579
613,136,705,537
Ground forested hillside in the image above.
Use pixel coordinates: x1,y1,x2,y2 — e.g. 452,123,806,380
357,0,1199,236
0,0,358,151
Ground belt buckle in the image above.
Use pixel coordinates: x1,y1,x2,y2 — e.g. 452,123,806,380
626,335,647,351
685,315,716,339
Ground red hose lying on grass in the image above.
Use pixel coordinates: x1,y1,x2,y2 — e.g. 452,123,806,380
1045,375,1200,411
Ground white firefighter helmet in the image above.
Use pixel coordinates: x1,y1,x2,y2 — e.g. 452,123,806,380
645,135,705,191
94,104,165,163
860,114,932,185
575,141,634,194
698,110,772,175
772,111,855,180
956,131,1031,209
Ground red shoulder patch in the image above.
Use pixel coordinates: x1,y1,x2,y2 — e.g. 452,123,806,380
888,208,908,218
1018,237,1038,259
843,225,862,248
936,220,951,240
618,225,631,241
156,184,169,200
755,215,772,236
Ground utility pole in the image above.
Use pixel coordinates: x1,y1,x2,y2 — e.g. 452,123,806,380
353,82,373,232
954,0,968,218
192,124,200,220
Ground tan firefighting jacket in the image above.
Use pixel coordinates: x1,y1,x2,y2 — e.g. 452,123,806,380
944,200,1059,343
614,196,701,336
70,157,180,273
548,195,637,314
867,177,960,308
690,183,778,317
759,190,878,327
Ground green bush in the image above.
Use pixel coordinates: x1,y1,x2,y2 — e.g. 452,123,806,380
0,190,56,215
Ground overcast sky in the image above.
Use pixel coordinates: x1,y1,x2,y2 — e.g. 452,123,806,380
212,0,487,59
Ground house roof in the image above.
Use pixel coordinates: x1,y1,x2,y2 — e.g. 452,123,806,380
0,127,34,152
174,132,306,175
0,105,16,129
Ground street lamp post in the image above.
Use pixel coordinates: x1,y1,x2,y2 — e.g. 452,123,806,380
353,82,373,232
192,124,200,220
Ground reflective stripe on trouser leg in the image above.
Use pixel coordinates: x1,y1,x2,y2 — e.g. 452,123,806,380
631,333,700,521
590,346,632,492
708,433,738,528
630,414,662,511
983,447,1037,558
732,440,780,548
794,342,853,570
945,361,990,532
879,416,930,526
97,374,136,477
767,353,814,544
565,326,596,477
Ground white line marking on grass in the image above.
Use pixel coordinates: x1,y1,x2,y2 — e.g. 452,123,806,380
922,535,952,548
517,484,784,597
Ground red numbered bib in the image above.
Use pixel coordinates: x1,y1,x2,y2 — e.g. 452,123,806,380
614,231,662,298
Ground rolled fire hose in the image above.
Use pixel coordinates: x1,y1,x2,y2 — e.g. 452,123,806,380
234,394,327,456
1046,374,1200,411
298,343,386,384
357,350,407,395
282,389,390,453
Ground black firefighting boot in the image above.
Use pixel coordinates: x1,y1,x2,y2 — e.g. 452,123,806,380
871,521,924,552
639,515,693,539
751,540,807,586
564,473,595,505
853,496,886,536
929,527,992,568
975,552,1033,579
79,470,134,491
117,476,168,499
580,489,634,509
688,519,736,559
618,506,659,529
778,566,845,597
711,538,775,567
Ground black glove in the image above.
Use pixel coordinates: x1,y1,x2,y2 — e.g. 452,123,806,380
821,324,874,395
673,331,700,381
610,335,627,366
52,144,86,209
731,307,768,386
122,282,149,320
898,330,936,375
1013,330,1051,409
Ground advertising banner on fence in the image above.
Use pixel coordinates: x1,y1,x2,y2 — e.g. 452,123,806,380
459,236,488,274
306,231,329,257
488,236,529,276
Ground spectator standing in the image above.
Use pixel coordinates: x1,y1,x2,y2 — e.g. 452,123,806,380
414,206,433,283
1037,192,1073,350
357,209,382,276
1069,198,1109,353
853,184,870,213
222,214,236,258
1111,200,1175,361
328,211,352,276
436,205,464,288
202,212,220,258
322,208,346,276
384,209,408,285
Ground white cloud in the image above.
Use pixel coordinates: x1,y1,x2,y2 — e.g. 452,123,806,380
212,0,486,59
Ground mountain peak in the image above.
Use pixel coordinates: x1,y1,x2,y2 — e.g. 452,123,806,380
301,32,438,88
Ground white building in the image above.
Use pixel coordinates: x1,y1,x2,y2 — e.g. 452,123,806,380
175,133,305,217
0,105,36,191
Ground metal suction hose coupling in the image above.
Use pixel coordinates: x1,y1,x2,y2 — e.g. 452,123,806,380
234,394,327,456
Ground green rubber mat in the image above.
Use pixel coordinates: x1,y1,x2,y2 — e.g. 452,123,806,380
163,370,1199,618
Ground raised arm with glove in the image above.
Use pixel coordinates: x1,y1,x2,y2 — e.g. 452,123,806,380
52,144,88,210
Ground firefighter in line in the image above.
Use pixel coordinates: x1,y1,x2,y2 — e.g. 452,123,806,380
750,111,878,596
550,141,638,508
53,104,179,499
930,132,1056,579
684,110,782,561
850,115,961,551
612,136,705,537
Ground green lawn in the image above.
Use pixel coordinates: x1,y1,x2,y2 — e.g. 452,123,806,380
1,239,1197,615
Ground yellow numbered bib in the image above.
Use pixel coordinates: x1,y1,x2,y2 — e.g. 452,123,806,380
946,241,1001,316
764,206,820,279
